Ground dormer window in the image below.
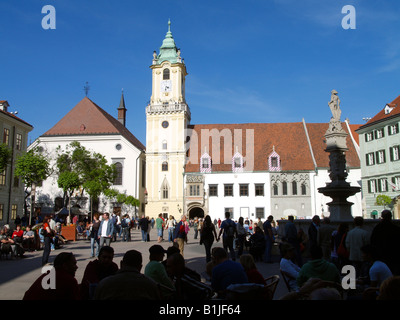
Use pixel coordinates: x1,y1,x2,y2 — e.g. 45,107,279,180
232,149,244,173
385,104,395,115
268,146,281,172
200,150,212,173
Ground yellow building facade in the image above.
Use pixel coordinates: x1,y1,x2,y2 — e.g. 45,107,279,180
145,21,190,219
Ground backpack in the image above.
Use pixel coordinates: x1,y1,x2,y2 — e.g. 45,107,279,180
226,221,236,238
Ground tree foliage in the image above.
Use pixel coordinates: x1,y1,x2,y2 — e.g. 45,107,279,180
375,194,392,208
56,141,117,203
0,143,12,172
14,147,51,186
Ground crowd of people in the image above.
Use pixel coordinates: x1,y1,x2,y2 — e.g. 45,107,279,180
4,208,400,300
279,210,400,300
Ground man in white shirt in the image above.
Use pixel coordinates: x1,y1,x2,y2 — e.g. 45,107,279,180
346,217,370,277
98,213,114,247
280,243,301,291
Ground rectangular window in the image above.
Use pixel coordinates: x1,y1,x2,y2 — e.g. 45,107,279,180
11,204,17,220
3,128,9,145
271,157,278,167
366,152,375,166
378,178,388,192
0,169,5,186
365,132,374,142
392,176,400,191
189,185,200,196
16,133,22,151
234,158,241,168
255,207,265,219
390,146,400,162
255,184,264,196
224,184,233,197
208,185,218,197
368,179,376,193
0,204,3,220
375,128,385,139
239,184,249,196
13,176,19,188
376,150,386,164
202,158,209,169
388,123,399,135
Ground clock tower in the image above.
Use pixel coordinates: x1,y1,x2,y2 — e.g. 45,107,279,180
145,20,190,218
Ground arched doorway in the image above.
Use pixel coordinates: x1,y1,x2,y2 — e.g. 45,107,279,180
188,206,205,219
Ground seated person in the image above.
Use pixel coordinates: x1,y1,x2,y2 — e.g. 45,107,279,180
80,246,119,300
166,252,213,300
280,243,301,291
162,245,201,282
211,247,248,298
23,226,36,251
0,227,14,257
297,245,340,289
11,225,24,257
94,250,161,300
239,254,266,285
359,244,393,300
144,245,175,298
23,252,80,300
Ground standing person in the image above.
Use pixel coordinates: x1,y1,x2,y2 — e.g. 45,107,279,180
41,216,53,266
121,214,131,242
370,210,400,275
146,216,152,242
217,212,237,261
173,215,188,257
139,215,149,242
200,215,218,263
284,215,303,267
263,215,274,263
88,213,101,258
236,217,246,258
156,213,165,243
193,218,199,240
345,216,370,277
98,213,114,248
331,223,349,270
317,217,336,261
308,215,321,250
165,215,176,243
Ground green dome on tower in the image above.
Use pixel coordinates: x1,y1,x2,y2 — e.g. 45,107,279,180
154,20,181,65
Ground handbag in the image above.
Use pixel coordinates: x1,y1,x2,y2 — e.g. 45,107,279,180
337,233,349,259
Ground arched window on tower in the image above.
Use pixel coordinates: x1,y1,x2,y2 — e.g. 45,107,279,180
282,181,288,195
161,179,169,200
301,183,307,195
163,68,170,80
114,162,123,185
273,183,278,196
292,181,298,195
162,161,168,171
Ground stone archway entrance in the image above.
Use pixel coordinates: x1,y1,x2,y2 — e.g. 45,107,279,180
188,207,205,219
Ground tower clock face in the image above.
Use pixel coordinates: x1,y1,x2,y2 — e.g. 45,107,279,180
161,80,172,92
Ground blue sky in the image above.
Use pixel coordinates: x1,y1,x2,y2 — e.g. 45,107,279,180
1,0,400,145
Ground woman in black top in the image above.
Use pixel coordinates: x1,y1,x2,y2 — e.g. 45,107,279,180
200,215,218,263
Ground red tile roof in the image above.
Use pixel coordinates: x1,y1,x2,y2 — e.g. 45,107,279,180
41,97,145,151
185,121,360,173
358,94,400,130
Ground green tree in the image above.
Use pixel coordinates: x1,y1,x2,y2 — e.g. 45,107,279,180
375,194,392,209
56,142,117,219
14,146,51,225
0,143,12,172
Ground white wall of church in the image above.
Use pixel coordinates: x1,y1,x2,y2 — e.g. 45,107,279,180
29,134,144,216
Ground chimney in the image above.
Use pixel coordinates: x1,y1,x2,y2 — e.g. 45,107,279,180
118,90,127,127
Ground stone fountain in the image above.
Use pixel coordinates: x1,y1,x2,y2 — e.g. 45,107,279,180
318,90,361,221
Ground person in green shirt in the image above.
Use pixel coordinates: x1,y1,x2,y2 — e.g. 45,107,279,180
144,244,175,299
297,245,341,288
156,214,165,243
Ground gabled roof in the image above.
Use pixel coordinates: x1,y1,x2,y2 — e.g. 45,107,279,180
185,121,360,173
41,97,145,151
357,93,400,131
